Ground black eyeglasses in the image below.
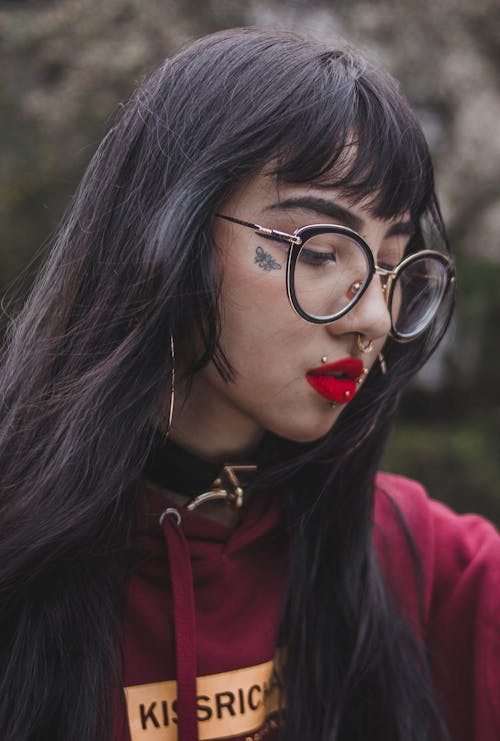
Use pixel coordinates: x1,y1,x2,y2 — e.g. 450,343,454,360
217,213,455,342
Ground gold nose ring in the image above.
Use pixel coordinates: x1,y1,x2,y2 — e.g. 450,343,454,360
356,334,374,354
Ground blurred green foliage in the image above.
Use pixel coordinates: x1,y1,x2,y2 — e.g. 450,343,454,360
384,417,500,521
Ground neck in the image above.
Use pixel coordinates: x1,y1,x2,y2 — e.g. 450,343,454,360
169,378,265,465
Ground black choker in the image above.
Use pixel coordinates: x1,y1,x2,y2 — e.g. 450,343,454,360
144,436,257,511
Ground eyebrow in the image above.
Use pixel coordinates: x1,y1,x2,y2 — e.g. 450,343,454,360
265,196,415,238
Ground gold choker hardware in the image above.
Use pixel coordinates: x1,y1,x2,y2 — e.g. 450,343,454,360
185,465,257,511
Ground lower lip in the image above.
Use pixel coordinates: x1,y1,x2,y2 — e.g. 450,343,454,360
305,373,357,404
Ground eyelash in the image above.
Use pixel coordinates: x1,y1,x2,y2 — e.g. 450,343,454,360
299,248,337,266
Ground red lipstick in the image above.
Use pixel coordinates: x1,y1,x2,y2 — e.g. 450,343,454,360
306,357,365,404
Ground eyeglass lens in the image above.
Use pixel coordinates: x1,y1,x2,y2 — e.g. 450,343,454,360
293,233,370,319
389,254,449,339
291,232,448,337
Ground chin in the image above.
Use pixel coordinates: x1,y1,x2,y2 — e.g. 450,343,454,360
269,406,343,444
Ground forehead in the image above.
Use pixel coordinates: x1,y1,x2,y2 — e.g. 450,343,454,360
223,167,413,235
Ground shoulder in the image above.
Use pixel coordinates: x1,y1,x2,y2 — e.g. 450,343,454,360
374,472,500,740
374,471,500,615
374,471,500,590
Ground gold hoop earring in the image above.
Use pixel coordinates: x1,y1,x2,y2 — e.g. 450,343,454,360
356,333,374,354
165,334,175,439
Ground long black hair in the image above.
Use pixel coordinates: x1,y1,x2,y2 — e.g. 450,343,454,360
0,28,453,740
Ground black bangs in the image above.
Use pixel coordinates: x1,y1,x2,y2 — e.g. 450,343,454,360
271,50,436,221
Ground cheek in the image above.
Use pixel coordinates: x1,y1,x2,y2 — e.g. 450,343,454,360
219,248,292,351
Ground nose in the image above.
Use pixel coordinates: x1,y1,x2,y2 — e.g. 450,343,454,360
326,273,392,341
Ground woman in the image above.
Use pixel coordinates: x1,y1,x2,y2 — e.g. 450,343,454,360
0,27,498,741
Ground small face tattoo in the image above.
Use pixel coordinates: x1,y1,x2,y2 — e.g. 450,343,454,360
255,245,282,271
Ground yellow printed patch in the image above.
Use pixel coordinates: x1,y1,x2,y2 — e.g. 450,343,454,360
125,651,283,740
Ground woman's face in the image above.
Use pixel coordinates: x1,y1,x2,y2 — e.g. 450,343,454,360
172,168,413,462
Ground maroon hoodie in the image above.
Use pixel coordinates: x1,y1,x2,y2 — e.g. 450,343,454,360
116,473,500,741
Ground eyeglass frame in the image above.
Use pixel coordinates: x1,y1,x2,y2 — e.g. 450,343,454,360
216,213,456,342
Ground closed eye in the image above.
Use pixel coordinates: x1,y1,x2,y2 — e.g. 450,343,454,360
378,261,397,272
299,248,337,266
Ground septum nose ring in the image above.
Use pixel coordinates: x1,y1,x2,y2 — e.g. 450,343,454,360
356,333,388,376
356,333,374,354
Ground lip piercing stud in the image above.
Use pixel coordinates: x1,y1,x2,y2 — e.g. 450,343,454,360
321,356,328,364
356,334,374,354
357,367,369,385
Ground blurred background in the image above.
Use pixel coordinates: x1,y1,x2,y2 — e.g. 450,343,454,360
1,0,499,522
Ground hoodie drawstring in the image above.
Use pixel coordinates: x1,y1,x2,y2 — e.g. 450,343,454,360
160,507,198,741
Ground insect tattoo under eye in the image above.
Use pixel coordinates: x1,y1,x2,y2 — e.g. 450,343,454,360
255,245,282,271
